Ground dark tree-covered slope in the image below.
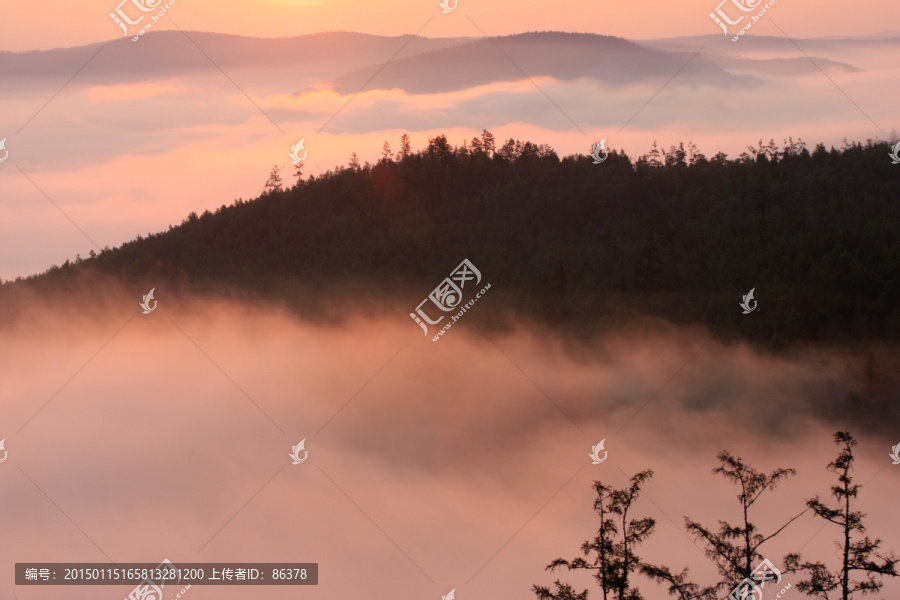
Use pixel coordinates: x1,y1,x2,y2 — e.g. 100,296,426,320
4,135,899,347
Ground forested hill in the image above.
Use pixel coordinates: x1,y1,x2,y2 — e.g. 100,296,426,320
4,134,900,347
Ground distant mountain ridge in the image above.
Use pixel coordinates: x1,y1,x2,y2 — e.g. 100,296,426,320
330,31,743,93
0,31,471,85
0,30,875,92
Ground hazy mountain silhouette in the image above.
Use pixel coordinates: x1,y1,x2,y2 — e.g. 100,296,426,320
0,31,472,87
2,30,881,94
701,54,858,76
329,31,747,94
643,33,900,53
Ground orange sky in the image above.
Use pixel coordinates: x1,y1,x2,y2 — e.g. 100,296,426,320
1,0,899,51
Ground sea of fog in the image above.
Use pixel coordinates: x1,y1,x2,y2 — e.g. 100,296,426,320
1,294,898,600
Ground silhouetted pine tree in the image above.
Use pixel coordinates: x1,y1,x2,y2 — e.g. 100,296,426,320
263,165,282,193
685,452,803,594
481,129,495,156
534,470,657,600
399,133,412,159
784,432,899,599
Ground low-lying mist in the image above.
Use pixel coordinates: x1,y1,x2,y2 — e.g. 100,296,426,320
1,282,898,600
